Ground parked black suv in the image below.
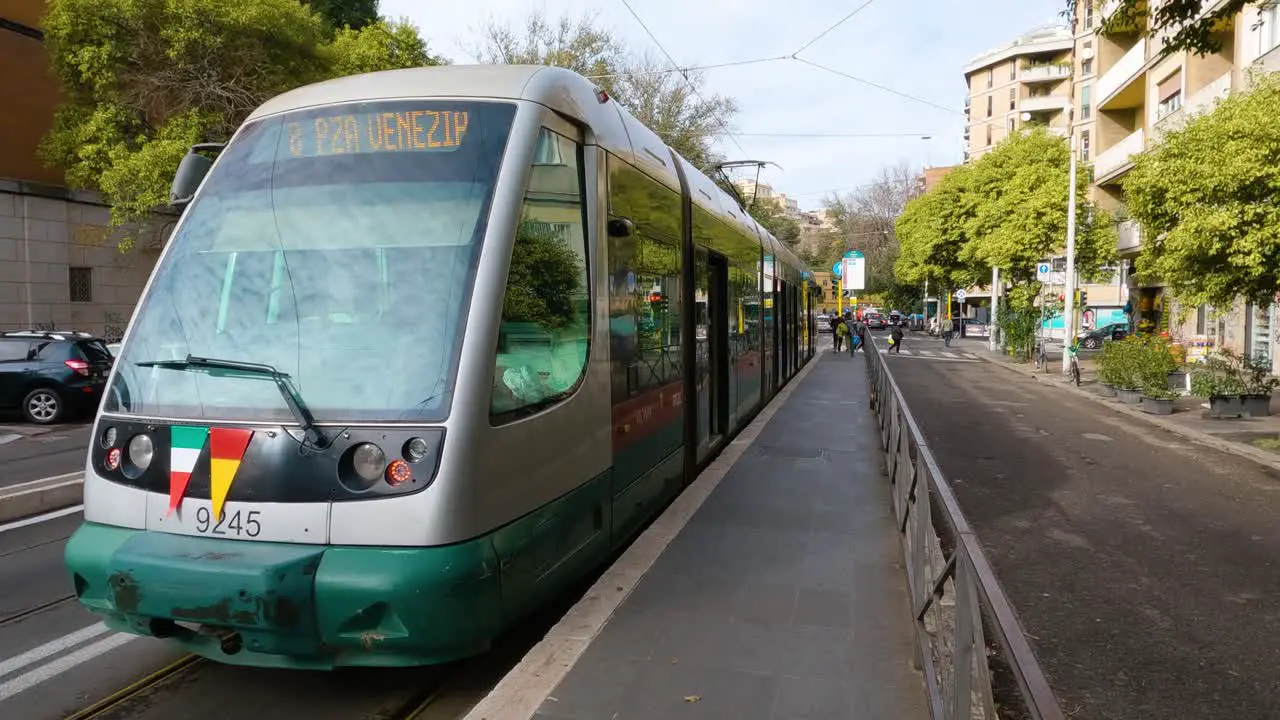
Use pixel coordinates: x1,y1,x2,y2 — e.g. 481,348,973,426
0,331,113,424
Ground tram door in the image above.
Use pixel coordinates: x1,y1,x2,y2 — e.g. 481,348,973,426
777,281,791,380
696,250,730,463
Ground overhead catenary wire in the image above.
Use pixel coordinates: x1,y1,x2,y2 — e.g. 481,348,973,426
616,0,749,157
585,55,790,80
790,0,882,56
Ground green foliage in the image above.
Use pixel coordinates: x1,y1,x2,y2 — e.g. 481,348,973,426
1133,334,1179,397
326,18,444,76
308,0,378,32
471,10,737,173
895,164,980,289
502,221,583,329
41,0,442,245
1123,71,1280,308
1190,351,1246,397
996,306,1040,362
959,127,1115,286
1064,0,1245,57
896,128,1115,313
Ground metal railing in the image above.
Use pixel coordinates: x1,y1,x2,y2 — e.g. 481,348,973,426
864,340,1065,720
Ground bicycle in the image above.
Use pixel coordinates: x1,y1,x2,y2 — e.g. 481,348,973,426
1065,339,1081,386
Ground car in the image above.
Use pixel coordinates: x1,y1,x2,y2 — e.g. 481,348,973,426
960,319,989,338
864,312,886,330
817,313,832,332
1078,322,1128,349
888,310,902,326
0,330,113,424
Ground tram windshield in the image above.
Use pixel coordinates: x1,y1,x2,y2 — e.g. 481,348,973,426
105,100,518,422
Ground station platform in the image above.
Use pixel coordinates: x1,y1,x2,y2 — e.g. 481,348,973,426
529,351,928,719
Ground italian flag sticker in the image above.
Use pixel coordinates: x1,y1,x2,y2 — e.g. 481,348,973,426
168,426,208,515
209,428,254,522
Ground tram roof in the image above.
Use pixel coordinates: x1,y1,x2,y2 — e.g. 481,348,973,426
246,64,807,276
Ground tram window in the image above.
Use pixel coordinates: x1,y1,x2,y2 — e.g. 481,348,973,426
491,128,590,421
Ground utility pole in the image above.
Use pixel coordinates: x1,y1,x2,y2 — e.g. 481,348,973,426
1062,133,1079,373
923,277,930,333
989,266,1000,353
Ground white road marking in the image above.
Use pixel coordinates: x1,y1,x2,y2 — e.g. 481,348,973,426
0,623,110,680
0,505,84,535
0,632,135,701
2,473,84,492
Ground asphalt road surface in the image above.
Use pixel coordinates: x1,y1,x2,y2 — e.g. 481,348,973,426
883,337,1280,720
0,424,91,489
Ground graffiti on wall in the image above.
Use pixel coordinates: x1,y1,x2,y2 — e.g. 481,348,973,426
102,312,127,343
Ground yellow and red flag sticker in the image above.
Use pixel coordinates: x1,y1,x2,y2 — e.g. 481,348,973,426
209,428,254,522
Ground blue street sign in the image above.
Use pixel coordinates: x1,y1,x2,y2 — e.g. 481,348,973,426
832,261,843,278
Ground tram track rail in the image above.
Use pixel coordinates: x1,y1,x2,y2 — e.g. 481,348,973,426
61,654,203,720
0,594,76,628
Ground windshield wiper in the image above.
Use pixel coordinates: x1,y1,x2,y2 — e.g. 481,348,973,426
135,355,327,447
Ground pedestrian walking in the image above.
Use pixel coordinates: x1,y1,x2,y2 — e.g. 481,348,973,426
834,318,849,353
889,323,904,354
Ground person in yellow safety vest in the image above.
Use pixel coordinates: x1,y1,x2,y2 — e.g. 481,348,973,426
834,318,849,353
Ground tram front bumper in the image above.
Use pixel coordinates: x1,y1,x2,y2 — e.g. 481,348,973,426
63,522,503,668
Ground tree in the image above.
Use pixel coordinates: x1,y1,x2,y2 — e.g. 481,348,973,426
308,0,378,32
958,127,1115,302
823,164,920,307
1123,70,1280,308
41,0,443,242
469,9,738,172
895,165,979,291
1063,0,1244,57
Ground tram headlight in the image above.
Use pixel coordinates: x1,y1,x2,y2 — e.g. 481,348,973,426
122,433,154,479
351,443,386,484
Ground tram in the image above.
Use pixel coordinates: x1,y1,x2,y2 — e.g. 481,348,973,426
64,64,817,669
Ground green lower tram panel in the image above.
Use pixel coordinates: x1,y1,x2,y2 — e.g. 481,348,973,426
64,522,508,668
62,467,676,669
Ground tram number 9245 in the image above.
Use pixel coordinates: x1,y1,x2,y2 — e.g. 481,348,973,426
194,507,263,538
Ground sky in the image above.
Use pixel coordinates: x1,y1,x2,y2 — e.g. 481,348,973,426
381,0,1068,211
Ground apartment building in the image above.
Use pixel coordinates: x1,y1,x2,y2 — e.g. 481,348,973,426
963,25,1075,162
1083,0,1280,370
733,179,802,221
1,1,169,342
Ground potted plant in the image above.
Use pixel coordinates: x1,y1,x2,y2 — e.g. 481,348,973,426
1240,353,1278,418
1094,339,1122,397
1137,334,1180,412
1190,352,1245,418
1110,338,1144,404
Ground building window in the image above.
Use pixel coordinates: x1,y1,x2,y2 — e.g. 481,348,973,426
490,127,591,421
1082,58,1093,75
1260,4,1280,58
987,95,993,117
1081,130,1091,161
986,124,993,146
1009,87,1016,111
1157,71,1183,119
1084,0,1094,30
69,267,93,303
987,68,993,88
1081,83,1092,120
1010,61,1016,80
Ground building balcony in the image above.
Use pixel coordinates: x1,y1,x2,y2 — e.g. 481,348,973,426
1154,70,1232,137
1094,127,1144,184
1021,64,1071,83
1116,220,1141,253
1019,95,1071,114
1097,37,1147,109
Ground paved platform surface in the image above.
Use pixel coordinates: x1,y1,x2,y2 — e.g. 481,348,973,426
889,348,1280,720
535,352,927,720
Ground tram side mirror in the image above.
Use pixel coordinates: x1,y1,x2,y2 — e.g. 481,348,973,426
169,143,226,208
607,218,635,238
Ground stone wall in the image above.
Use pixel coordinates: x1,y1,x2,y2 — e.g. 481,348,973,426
0,181,171,342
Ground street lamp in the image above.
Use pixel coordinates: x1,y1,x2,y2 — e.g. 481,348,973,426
1062,133,1079,373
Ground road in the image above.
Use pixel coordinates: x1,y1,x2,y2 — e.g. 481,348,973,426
0,423,92,489
881,331,1280,720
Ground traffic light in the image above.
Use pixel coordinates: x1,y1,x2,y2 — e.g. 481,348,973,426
1080,290,1088,307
